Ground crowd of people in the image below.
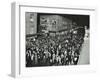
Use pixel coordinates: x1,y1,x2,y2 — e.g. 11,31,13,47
26,27,85,67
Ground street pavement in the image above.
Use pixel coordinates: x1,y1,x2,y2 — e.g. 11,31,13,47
78,37,90,65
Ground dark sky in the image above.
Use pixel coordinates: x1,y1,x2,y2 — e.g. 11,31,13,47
63,15,90,28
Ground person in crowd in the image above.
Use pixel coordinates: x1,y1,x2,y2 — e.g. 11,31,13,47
73,52,79,65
